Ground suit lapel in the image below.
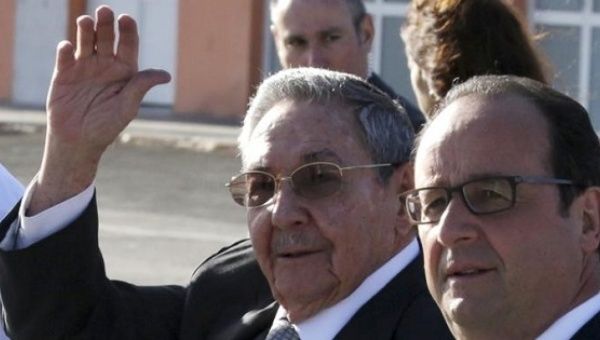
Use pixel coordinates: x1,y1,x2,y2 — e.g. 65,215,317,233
335,255,447,340
229,301,278,340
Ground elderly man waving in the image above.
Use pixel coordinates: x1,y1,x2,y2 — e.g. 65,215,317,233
0,6,450,340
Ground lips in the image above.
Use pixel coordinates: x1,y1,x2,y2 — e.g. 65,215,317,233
445,264,494,279
277,249,320,259
450,269,490,276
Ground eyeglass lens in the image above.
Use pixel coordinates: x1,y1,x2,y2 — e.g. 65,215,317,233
228,163,343,207
407,177,515,223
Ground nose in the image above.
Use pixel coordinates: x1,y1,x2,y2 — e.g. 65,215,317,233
305,47,328,68
434,194,479,247
270,180,308,230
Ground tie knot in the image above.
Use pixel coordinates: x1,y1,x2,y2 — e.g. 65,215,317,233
266,316,300,340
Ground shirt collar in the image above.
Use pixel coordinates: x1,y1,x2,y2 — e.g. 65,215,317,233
537,290,600,340
271,238,419,340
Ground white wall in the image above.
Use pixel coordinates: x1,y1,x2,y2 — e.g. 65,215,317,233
87,0,178,106
12,0,68,105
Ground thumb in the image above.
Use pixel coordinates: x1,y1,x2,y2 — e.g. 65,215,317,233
122,68,171,110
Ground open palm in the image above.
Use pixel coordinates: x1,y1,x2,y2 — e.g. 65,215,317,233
29,6,170,215
47,6,170,156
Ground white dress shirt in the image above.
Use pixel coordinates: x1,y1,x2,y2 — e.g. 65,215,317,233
270,239,420,340
0,163,23,220
0,178,94,250
537,290,600,340
0,163,23,340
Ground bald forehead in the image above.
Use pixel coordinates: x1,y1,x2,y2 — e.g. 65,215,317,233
426,93,547,144
415,94,551,184
271,0,354,19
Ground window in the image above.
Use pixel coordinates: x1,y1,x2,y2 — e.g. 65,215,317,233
366,1,416,103
536,0,583,11
531,0,600,129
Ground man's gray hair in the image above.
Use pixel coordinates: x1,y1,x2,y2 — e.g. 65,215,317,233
270,0,367,29
239,67,414,182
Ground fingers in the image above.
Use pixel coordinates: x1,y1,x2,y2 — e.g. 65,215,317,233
75,7,130,60
95,6,115,57
75,15,95,59
55,40,75,72
116,15,139,66
121,69,171,117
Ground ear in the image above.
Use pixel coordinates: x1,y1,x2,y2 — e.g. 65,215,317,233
357,14,374,49
388,162,415,236
577,187,600,254
393,161,415,195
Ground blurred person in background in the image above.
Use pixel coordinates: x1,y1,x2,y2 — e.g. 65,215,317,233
401,0,550,116
270,0,427,131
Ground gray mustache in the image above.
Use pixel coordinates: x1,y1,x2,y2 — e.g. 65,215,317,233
271,231,325,252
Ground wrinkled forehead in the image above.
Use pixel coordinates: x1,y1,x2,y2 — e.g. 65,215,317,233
241,99,368,170
415,94,551,186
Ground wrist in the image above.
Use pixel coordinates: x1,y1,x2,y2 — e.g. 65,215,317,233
28,138,101,215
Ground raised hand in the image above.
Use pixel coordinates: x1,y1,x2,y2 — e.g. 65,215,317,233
30,6,170,215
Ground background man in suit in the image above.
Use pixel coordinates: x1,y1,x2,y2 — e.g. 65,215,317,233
0,6,451,339
402,75,600,339
269,0,426,131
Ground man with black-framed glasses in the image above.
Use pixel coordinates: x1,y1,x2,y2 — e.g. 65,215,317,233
407,74,600,339
0,6,451,339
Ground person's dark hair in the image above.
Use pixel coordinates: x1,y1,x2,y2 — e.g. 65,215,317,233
432,75,600,215
401,0,550,108
270,0,367,32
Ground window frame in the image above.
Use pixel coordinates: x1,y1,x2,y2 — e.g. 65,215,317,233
529,0,600,111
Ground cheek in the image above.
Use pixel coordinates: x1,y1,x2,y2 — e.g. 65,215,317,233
283,53,299,67
276,46,297,68
325,184,394,279
494,218,575,278
247,209,275,279
418,226,443,294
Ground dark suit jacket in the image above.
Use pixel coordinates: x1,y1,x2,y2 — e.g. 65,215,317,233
0,199,451,340
367,73,426,133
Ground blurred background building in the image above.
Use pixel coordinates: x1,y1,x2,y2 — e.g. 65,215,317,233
0,0,599,128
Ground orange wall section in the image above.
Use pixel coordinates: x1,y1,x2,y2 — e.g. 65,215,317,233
175,1,265,119
0,0,16,101
68,0,87,43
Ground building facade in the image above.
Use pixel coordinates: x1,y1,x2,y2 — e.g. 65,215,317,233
0,0,599,127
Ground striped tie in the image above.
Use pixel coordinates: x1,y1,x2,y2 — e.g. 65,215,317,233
266,316,300,340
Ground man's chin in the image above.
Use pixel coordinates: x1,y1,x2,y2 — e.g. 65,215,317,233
441,295,501,331
275,290,335,323
270,271,339,322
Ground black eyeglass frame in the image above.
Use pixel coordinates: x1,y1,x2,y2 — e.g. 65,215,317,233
400,175,576,225
226,161,393,207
